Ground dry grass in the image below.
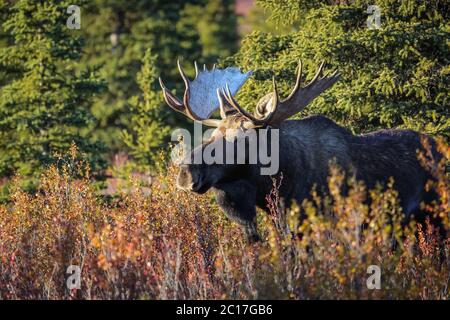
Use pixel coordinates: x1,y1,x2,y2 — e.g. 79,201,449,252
0,142,449,300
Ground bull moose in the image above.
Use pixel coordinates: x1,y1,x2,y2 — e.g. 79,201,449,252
159,60,441,243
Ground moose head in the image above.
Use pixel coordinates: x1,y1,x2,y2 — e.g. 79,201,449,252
159,60,340,194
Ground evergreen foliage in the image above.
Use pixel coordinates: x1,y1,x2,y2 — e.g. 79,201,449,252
80,0,239,156
122,49,170,172
0,0,107,190
230,0,449,137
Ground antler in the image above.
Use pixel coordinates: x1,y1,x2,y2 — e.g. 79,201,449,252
223,60,340,127
159,60,252,126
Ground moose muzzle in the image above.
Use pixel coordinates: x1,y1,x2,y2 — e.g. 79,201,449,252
177,164,205,193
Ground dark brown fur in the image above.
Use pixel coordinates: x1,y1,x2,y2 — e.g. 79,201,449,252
178,115,441,242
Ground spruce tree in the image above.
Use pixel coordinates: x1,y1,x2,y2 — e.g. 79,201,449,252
230,0,449,137
0,0,106,190
80,1,239,164
0,0,12,88
122,49,170,172
79,1,200,151
188,0,238,64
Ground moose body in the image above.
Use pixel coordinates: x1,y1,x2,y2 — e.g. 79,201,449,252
160,60,441,242
186,115,438,242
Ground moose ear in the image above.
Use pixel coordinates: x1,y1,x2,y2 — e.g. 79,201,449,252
254,92,277,120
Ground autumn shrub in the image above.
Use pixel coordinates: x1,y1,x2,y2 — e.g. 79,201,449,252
0,142,448,299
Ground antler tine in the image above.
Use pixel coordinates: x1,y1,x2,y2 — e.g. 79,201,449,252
217,88,237,119
310,67,340,94
306,60,325,87
194,61,199,79
284,60,303,101
253,60,340,126
224,84,264,124
329,69,340,80
271,75,279,112
177,60,205,121
223,85,244,115
158,77,185,113
217,88,227,119
177,59,190,88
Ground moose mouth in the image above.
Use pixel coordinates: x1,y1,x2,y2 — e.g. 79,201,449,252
189,174,213,194
191,180,211,194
